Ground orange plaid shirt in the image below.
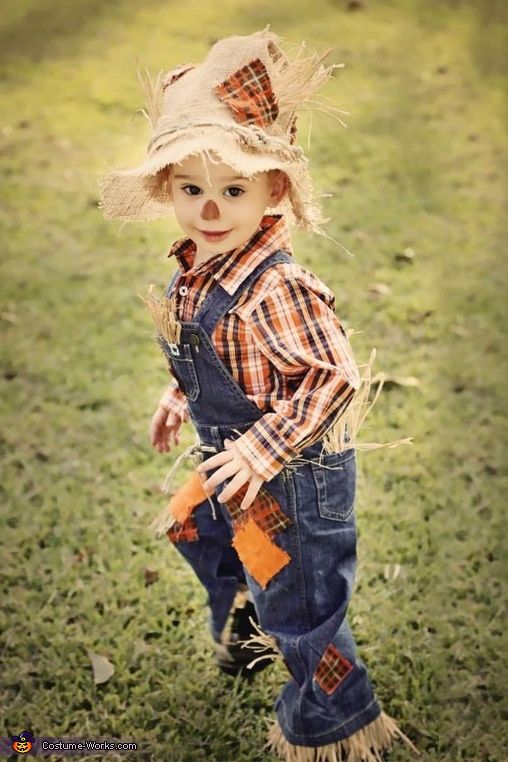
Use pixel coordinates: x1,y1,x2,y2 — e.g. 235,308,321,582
159,214,360,481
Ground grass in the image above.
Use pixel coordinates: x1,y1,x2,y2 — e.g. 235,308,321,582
1,0,507,760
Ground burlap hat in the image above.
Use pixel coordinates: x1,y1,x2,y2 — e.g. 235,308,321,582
98,27,348,236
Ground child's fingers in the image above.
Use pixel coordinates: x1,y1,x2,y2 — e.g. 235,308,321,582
200,458,240,495
239,476,264,511
217,469,250,503
197,448,232,474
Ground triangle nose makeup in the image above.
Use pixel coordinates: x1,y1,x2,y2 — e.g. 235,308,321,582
201,199,220,220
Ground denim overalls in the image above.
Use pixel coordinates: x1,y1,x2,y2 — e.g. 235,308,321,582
159,250,382,748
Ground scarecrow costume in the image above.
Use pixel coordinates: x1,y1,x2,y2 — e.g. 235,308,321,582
99,28,419,762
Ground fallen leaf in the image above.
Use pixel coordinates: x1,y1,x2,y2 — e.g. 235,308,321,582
87,650,115,685
395,247,415,263
383,563,402,581
144,568,159,586
0,311,18,323
408,310,434,324
368,282,391,297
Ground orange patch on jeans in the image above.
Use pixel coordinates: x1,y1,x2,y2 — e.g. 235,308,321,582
314,644,353,695
168,470,209,524
231,518,291,589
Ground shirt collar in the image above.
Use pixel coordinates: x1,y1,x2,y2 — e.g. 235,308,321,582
167,214,293,295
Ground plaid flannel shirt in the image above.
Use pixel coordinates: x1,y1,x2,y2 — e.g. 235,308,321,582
159,214,360,482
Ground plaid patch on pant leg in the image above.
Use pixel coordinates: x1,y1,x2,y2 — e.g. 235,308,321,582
214,58,279,128
225,486,291,538
167,516,199,544
224,483,249,521
314,643,354,695
236,498,291,538
231,518,291,589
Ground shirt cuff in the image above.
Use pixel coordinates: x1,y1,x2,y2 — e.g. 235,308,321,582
159,384,190,423
233,425,298,482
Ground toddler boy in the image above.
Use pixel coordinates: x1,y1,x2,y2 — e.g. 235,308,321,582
100,28,419,762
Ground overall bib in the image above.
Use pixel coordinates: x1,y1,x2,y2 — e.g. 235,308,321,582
159,250,382,747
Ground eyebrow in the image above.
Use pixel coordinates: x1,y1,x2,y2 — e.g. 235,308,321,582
173,173,247,181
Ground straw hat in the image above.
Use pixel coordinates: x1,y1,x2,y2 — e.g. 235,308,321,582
98,27,348,236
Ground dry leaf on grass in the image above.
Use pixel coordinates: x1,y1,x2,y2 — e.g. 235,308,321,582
87,650,115,685
368,282,392,297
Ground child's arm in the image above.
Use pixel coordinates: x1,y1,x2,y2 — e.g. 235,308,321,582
149,381,189,453
158,381,190,424
231,273,360,482
199,272,360,507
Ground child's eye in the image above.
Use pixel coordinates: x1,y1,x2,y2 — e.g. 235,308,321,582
224,186,244,198
181,185,202,196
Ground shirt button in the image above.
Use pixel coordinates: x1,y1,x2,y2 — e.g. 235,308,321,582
179,285,189,296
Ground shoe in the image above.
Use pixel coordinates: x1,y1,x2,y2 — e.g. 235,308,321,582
214,592,276,678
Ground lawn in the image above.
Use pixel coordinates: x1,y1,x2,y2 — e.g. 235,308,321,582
1,0,507,760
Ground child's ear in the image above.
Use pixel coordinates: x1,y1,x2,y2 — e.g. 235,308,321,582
268,170,289,207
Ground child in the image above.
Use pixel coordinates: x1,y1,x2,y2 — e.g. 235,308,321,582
99,29,419,762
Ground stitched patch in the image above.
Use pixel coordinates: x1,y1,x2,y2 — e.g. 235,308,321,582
167,516,199,544
224,483,249,521
314,644,354,695
214,58,279,128
225,485,292,538
239,498,291,538
231,518,291,589
169,470,209,524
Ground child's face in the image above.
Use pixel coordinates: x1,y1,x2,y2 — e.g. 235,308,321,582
168,154,287,256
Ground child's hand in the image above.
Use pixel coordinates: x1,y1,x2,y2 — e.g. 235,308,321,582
150,405,181,453
197,439,263,510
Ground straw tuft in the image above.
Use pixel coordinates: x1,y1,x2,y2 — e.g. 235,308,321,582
141,284,182,346
266,711,420,761
136,66,164,129
322,347,414,455
270,41,349,130
238,616,283,670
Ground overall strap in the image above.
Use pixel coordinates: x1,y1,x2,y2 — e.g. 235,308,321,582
196,249,293,335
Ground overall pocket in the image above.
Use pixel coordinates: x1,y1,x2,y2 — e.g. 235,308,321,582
311,449,356,522
158,337,200,401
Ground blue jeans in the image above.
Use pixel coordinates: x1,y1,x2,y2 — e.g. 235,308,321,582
161,250,382,746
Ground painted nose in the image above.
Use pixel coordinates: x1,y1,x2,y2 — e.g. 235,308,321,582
201,199,220,220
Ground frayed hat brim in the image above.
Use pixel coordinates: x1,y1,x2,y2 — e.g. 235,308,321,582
97,128,326,234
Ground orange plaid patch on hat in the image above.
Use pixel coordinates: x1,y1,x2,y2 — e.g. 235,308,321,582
214,58,279,128
314,643,353,695
232,518,291,589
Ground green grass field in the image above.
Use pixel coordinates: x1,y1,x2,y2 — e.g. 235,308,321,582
1,1,507,759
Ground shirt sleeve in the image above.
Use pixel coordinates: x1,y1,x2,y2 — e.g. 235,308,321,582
159,381,190,424
233,275,360,482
